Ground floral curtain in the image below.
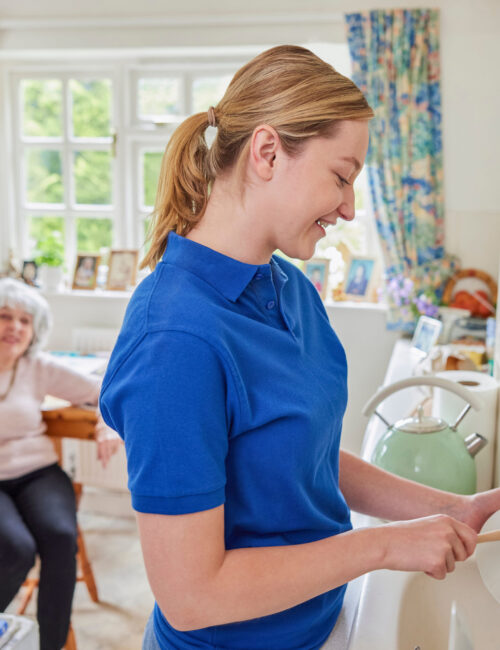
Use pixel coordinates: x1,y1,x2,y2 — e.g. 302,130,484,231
345,9,459,332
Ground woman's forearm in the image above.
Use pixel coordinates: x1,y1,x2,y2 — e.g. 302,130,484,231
173,526,383,631
339,450,466,521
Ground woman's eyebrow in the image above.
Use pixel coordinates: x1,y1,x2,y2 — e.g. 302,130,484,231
340,156,361,172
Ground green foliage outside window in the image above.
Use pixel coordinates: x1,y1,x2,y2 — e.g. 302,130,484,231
70,79,112,138
143,152,163,208
22,77,114,263
22,80,62,138
26,150,63,204
29,217,65,267
76,218,112,262
74,151,112,205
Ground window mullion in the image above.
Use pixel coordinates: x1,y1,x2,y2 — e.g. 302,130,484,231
113,63,126,249
62,74,76,268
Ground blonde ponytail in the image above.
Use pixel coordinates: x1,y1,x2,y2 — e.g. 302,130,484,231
141,113,213,269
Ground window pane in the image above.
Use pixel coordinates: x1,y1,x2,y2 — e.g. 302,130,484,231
76,217,112,262
74,151,112,205
355,186,364,211
26,149,63,204
142,217,152,252
143,152,163,207
70,79,112,138
21,79,62,138
28,216,65,264
138,78,181,119
191,75,232,113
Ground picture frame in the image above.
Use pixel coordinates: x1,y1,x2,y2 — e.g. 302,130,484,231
343,256,376,301
72,254,100,290
304,258,330,300
106,250,139,291
411,315,443,357
21,260,38,286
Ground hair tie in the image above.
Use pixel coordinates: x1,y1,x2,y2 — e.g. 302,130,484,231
207,106,217,127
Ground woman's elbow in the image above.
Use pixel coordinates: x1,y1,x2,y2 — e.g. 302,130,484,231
157,592,215,632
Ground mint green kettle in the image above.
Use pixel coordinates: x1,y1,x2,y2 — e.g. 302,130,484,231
363,376,487,495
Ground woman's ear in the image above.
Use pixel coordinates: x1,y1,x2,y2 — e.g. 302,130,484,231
249,125,279,181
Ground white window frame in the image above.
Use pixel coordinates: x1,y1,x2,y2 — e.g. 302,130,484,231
9,64,121,268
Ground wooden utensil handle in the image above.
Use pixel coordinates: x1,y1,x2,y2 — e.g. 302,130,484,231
477,530,500,543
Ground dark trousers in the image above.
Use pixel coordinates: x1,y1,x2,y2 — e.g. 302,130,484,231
0,463,78,650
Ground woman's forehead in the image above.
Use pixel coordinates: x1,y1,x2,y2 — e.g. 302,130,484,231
0,302,34,318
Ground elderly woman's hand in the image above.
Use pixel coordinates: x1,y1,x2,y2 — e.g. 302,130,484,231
97,436,122,468
95,416,122,468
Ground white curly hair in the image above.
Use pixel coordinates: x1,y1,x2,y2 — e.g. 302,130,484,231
0,278,52,355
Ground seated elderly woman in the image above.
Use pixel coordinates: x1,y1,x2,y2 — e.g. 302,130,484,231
0,278,120,650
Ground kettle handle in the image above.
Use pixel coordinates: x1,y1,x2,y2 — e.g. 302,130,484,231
362,376,485,418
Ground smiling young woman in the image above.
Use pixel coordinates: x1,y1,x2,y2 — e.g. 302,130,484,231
99,45,500,650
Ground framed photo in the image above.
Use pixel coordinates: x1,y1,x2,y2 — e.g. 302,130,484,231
411,315,443,356
72,254,100,290
343,256,376,300
106,250,139,291
304,258,330,300
21,260,38,286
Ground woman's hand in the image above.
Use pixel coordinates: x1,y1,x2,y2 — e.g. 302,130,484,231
96,437,121,468
94,413,122,468
377,514,477,580
457,488,500,532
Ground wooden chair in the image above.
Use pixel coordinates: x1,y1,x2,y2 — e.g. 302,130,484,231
17,407,100,650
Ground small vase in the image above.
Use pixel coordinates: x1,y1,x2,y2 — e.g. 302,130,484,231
40,265,63,292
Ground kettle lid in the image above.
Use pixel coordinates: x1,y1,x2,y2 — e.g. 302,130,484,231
394,405,448,434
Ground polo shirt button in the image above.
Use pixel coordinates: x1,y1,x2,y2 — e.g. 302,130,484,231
255,273,263,280
266,300,275,310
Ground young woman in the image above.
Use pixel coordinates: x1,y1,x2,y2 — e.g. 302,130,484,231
0,278,120,650
100,45,500,649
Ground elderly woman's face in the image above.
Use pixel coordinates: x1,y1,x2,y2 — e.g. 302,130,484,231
0,305,34,360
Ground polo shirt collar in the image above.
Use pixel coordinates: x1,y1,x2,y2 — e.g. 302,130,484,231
162,232,284,302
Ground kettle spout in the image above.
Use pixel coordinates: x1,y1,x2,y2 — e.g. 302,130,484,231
464,432,488,458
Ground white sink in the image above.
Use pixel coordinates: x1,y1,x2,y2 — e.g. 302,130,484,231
347,518,500,650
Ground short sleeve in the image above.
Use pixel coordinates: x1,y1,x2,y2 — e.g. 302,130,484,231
99,330,229,515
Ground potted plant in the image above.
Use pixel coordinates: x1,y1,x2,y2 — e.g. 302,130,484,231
34,232,65,291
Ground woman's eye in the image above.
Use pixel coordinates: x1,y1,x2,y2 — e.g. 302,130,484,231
335,174,349,188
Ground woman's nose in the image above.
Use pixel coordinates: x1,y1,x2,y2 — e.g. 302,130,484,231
9,319,22,332
338,189,356,221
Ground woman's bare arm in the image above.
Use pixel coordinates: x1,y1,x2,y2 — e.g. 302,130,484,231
339,449,500,532
338,449,468,521
136,501,476,632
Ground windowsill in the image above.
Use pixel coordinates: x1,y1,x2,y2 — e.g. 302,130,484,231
324,298,388,311
41,287,133,299
41,288,388,310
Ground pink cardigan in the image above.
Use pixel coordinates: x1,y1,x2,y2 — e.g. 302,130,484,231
0,353,117,480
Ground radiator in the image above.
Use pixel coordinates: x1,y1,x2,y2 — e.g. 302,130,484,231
63,438,129,492
64,326,126,491
71,327,120,355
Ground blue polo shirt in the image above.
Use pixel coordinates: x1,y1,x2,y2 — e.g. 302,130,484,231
100,232,351,650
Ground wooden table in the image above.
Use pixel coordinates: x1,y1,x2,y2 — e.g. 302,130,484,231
42,405,98,462
42,406,97,440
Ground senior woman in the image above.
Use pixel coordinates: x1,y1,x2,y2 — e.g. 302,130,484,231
0,278,120,650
